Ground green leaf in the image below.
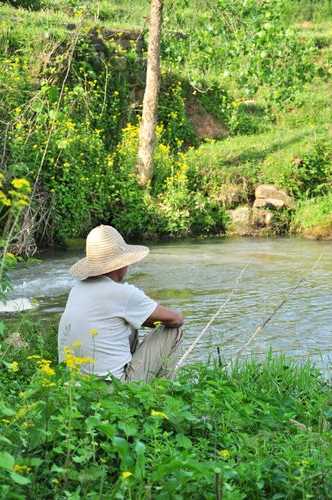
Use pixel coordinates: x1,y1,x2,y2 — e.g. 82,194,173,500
118,422,138,437
0,436,12,445
0,321,5,338
176,434,192,449
134,440,145,480
9,472,31,485
0,402,15,417
0,452,15,470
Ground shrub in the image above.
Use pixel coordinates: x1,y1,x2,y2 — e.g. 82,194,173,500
265,141,332,199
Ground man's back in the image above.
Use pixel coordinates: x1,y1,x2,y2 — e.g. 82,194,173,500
58,276,156,378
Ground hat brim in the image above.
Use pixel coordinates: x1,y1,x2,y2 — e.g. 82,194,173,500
70,244,149,280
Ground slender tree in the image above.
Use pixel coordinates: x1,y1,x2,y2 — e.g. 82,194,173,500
136,0,163,186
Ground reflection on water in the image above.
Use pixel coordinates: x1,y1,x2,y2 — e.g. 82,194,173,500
3,237,332,375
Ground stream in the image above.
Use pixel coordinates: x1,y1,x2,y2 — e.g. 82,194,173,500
2,237,332,376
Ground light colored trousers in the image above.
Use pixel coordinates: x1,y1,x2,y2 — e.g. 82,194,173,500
122,325,183,383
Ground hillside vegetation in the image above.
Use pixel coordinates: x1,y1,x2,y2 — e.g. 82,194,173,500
1,0,332,253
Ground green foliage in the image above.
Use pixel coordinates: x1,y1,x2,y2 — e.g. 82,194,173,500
162,0,316,103
0,319,332,498
263,141,332,199
292,192,332,233
0,0,332,246
159,78,197,150
292,141,332,198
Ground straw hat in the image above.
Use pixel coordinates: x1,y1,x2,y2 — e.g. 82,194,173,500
70,225,149,280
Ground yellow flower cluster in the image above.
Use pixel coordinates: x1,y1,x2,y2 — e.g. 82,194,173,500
89,328,98,337
218,449,231,460
37,359,55,377
11,178,31,191
150,410,169,420
13,464,31,474
121,471,133,479
16,402,37,420
0,191,11,207
0,173,11,206
26,355,56,386
8,361,19,373
71,340,82,348
64,347,95,370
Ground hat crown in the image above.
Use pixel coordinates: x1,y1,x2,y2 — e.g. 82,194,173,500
86,225,126,261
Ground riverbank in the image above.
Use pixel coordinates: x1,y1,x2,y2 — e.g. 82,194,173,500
0,318,332,498
1,1,332,254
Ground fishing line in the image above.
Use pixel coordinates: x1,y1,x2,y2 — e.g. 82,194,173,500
226,252,324,369
174,262,249,373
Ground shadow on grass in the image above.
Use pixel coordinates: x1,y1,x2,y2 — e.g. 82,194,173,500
223,130,311,166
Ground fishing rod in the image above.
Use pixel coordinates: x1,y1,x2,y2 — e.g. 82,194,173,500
174,252,324,374
227,252,324,369
174,263,249,374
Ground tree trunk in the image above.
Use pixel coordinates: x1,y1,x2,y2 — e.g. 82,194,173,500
136,0,163,186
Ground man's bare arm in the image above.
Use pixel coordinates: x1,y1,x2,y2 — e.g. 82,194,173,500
143,305,184,328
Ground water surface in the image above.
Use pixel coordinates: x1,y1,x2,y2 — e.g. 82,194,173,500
5,238,332,374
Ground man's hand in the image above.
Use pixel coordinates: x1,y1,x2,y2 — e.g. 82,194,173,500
143,305,184,328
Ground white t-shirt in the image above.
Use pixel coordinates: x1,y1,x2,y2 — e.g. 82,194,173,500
58,276,157,378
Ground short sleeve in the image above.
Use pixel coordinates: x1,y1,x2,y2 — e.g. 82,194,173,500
123,285,158,329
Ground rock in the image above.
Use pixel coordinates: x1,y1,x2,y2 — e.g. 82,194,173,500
228,206,275,236
253,184,294,210
228,206,251,236
252,208,273,228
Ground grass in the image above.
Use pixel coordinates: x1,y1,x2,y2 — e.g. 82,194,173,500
0,317,332,498
292,193,332,238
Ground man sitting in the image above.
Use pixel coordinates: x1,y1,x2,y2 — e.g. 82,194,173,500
58,225,184,382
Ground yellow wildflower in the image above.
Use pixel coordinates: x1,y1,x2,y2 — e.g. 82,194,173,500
89,328,98,337
42,380,56,388
13,464,31,474
11,178,31,191
16,403,37,420
64,346,95,370
150,410,168,419
0,191,11,206
8,361,19,373
39,364,55,377
21,421,33,429
36,358,53,373
71,340,82,348
121,471,133,479
218,449,231,460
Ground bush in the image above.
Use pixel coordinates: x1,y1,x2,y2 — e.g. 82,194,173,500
265,141,332,199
